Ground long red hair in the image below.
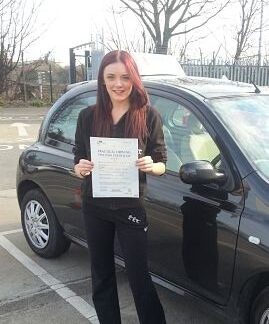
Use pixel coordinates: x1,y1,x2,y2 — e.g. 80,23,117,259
92,50,149,140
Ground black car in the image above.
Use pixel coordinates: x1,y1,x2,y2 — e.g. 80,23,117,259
16,75,269,324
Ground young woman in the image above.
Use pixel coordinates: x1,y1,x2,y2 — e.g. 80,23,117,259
74,50,167,324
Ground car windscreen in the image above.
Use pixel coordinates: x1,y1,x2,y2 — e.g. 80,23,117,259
210,95,269,180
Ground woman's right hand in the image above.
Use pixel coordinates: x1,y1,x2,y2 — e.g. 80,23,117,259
74,159,94,178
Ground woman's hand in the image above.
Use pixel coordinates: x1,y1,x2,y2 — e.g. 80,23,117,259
74,159,94,178
136,156,154,173
136,156,165,176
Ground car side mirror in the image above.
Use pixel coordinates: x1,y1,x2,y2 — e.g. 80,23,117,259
179,160,226,185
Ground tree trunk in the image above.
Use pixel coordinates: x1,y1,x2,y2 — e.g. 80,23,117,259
155,35,169,54
155,37,169,54
155,44,168,54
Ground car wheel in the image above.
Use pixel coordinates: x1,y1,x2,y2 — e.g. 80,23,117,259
250,287,269,324
21,189,71,258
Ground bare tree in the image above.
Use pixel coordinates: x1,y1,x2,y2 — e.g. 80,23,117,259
0,0,41,96
102,6,154,53
171,32,210,62
119,0,230,54
233,0,268,63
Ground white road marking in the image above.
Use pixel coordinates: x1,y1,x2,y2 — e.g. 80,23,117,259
0,144,13,150
0,229,23,235
16,116,29,120
19,144,30,150
0,117,12,120
10,123,30,137
0,231,99,323
0,144,30,150
17,137,35,142
0,138,35,144
0,116,44,120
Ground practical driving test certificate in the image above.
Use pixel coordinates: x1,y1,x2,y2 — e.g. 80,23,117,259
90,137,139,198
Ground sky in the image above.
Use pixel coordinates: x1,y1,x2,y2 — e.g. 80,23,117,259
24,0,123,65
24,0,269,66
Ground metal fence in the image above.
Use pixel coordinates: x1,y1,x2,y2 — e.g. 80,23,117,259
181,63,269,86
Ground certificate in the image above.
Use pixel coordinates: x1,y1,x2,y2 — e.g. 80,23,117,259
90,137,139,198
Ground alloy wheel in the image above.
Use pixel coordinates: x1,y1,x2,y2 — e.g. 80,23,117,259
24,200,49,249
260,309,269,324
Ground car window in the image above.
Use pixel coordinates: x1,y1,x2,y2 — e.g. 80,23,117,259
150,94,183,173
46,93,96,150
150,94,220,172
179,112,220,164
211,95,269,180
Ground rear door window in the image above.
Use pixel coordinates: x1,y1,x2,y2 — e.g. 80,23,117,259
45,92,96,152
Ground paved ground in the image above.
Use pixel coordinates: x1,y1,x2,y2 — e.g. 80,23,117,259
0,106,225,324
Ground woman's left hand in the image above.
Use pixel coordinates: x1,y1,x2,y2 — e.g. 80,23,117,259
136,156,154,173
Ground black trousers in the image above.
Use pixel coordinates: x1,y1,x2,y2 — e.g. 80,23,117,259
82,202,166,324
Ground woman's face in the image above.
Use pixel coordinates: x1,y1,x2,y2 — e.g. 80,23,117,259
103,62,133,107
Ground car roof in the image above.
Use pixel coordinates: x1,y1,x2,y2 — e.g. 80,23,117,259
65,75,267,101
143,76,266,99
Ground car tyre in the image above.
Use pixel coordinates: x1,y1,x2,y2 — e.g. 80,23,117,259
250,287,269,324
21,189,71,258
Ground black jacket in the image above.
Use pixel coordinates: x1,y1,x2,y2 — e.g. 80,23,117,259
74,105,167,209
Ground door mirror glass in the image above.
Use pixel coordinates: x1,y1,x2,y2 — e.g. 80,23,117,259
179,160,226,185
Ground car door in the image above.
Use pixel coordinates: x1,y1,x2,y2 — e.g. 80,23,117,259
145,91,244,305
42,91,97,241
